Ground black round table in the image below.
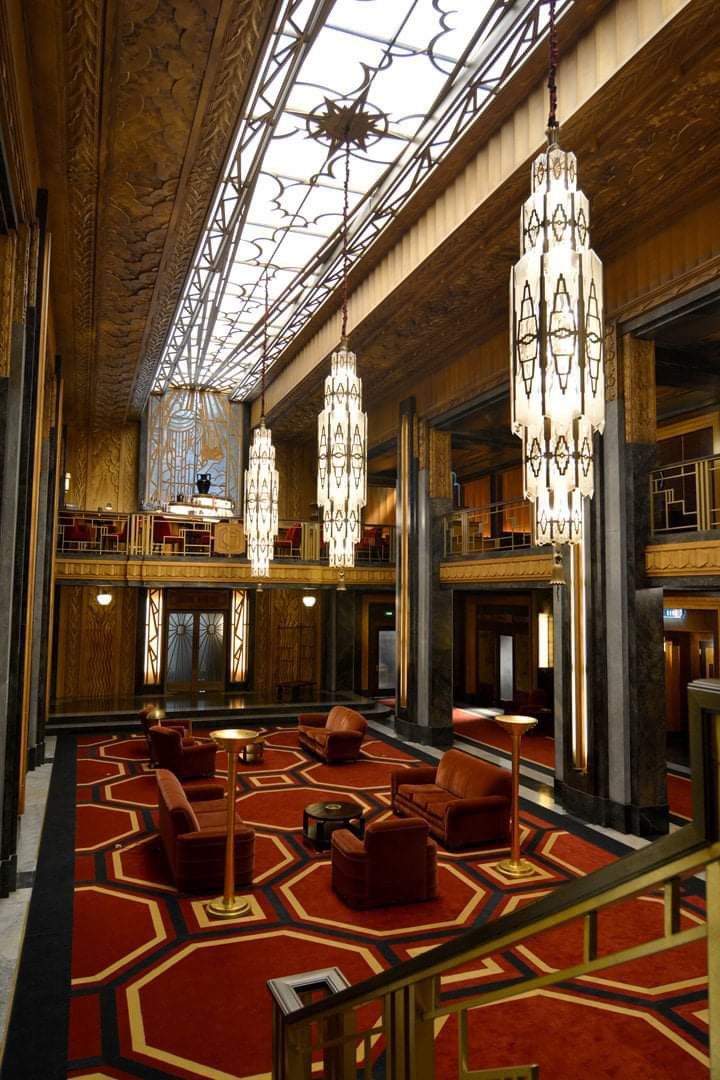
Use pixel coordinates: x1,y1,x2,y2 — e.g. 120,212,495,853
302,800,365,851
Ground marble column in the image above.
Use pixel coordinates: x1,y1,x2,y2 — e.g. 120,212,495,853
324,590,356,694
554,328,668,836
395,401,453,747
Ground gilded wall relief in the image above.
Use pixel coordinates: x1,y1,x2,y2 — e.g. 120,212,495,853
621,335,656,445
64,422,139,511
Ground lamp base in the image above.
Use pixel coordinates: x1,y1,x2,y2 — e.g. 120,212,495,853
206,894,252,919
495,857,536,879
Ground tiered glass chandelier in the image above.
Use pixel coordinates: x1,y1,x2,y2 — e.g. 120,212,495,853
244,273,279,577
510,0,604,554
318,136,367,568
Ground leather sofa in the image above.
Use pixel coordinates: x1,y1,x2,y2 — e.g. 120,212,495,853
331,816,437,909
149,724,217,780
156,769,254,892
297,706,367,763
391,749,511,849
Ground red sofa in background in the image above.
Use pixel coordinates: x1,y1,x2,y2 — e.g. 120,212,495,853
149,725,217,780
297,706,368,763
331,816,438,909
391,749,511,849
156,769,254,892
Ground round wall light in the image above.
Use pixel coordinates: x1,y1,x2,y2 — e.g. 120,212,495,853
96,591,113,606
302,594,317,608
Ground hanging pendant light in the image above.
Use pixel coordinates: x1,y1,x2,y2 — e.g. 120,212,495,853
244,272,279,577
510,0,604,557
318,138,367,569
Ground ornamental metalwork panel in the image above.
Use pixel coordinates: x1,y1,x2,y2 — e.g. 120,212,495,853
143,588,164,686
152,0,572,401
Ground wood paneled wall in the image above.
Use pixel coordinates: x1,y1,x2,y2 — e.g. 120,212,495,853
275,437,317,521
252,588,323,696
55,585,138,701
64,422,139,512
365,485,396,525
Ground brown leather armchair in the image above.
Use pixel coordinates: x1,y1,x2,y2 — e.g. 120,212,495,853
391,749,511,849
298,706,368,763
331,817,438,909
139,706,187,740
156,769,254,892
149,724,217,781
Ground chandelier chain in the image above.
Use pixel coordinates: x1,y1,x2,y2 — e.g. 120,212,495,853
341,140,351,340
547,0,559,134
261,269,268,420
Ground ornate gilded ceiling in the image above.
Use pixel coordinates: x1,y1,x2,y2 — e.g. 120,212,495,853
24,0,271,425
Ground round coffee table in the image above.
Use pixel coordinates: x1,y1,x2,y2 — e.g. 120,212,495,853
303,800,364,852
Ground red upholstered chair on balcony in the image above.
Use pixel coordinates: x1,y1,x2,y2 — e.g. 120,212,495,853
156,769,254,892
391,749,511,849
331,816,438,909
274,523,302,558
101,519,127,551
63,521,96,549
356,526,383,561
153,519,183,554
298,706,367,763
149,725,217,781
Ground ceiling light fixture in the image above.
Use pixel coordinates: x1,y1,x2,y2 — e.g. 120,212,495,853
317,107,368,570
509,0,604,576
244,270,279,578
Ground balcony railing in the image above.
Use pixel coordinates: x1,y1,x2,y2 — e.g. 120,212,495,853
56,510,396,564
443,499,532,557
650,453,720,536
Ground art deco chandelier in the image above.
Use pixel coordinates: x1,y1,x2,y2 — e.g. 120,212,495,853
244,273,279,577
510,0,604,556
317,111,369,569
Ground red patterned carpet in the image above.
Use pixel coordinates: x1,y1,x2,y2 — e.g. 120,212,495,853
59,728,708,1079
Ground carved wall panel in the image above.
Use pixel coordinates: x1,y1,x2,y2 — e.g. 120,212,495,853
621,335,657,445
252,588,322,697
55,585,138,701
439,553,553,584
0,231,16,377
64,422,139,511
645,540,720,578
275,438,317,521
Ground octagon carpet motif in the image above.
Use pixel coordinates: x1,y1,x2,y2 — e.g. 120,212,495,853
62,727,708,1080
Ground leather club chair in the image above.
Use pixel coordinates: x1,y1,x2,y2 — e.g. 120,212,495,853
149,724,217,781
139,706,186,741
297,706,368,763
391,749,511,849
331,816,438,909
156,769,254,892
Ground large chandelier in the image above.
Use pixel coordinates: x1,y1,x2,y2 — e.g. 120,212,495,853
244,273,279,577
510,0,604,555
317,121,368,569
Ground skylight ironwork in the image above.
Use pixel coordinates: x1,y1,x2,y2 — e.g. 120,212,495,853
152,0,572,401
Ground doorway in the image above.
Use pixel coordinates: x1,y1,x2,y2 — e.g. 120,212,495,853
368,602,396,695
164,589,230,693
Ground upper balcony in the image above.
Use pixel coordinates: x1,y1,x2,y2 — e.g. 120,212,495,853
443,498,532,558
56,510,396,567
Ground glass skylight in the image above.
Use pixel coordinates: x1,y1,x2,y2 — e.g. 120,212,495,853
152,0,571,400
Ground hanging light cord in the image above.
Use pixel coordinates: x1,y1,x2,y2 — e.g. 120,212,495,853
341,139,351,342
260,269,268,421
546,0,559,136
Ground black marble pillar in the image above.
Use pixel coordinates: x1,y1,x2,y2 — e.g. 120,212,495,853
395,406,453,747
324,590,356,694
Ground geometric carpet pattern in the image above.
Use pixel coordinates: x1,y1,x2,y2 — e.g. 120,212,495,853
62,728,708,1079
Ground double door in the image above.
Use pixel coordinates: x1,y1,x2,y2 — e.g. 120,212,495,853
166,609,226,692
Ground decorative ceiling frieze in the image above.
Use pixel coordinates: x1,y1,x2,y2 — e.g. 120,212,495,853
25,0,271,426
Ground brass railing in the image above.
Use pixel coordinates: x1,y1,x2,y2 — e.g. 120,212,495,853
443,500,532,557
650,453,720,535
269,679,720,1079
56,510,396,564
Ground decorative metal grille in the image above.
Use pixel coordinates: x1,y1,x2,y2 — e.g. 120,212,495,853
152,0,571,401
231,589,250,682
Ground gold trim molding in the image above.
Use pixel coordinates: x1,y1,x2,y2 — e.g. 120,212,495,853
440,554,553,585
645,540,720,578
55,557,395,588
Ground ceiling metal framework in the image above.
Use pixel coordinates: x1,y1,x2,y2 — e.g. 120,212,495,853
152,0,572,402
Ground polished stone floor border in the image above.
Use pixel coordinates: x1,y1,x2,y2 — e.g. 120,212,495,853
0,735,75,1079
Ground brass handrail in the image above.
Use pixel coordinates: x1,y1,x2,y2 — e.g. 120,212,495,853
270,679,720,1079
649,453,720,535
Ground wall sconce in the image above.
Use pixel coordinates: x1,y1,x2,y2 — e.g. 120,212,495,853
302,593,317,609
96,591,113,607
538,611,553,668
64,472,71,493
